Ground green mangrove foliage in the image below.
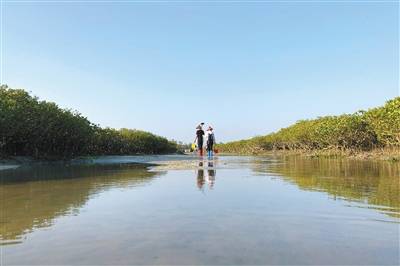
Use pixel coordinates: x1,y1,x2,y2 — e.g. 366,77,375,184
0,85,177,158
219,97,400,154
91,127,177,155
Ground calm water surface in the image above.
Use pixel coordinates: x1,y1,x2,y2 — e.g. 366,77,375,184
1,155,399,265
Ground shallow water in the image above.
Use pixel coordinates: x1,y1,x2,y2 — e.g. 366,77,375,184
1,155,399,265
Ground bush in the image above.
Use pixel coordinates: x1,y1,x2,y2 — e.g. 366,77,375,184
364,97,400,146
218,97,399,153
0,85,177,158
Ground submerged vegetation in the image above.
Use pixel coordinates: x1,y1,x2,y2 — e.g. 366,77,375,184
0,85,177,159
218,97,400,159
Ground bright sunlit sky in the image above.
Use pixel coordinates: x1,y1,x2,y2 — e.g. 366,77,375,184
2,1,399,143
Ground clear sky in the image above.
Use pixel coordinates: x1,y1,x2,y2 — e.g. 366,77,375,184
2,1,399,143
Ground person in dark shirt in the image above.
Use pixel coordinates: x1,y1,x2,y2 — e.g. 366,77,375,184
194,123,205,156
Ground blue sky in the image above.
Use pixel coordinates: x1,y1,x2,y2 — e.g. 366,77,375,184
2,1,399,142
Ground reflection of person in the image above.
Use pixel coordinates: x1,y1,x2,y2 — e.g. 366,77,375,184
196,168,216,190
205,126,215,158
194,123,205,156
197,169,205,190
196,159,216,191
206,169,216,189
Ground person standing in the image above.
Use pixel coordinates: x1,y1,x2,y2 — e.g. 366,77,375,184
194,124,205,156
205,126,216,158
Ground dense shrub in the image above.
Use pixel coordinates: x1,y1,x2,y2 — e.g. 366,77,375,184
218,97,399,154
0,85,177,158
92,127,177,155
364,97,400,146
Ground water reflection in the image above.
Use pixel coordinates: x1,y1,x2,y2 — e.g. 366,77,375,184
196,169,204,189
252,156,400,218
196,160,216,190
0,163,161,245
2,156,399,265
206,168,216,189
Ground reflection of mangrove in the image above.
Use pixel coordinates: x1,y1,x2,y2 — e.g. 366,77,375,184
254,157,400,217
0,163,161,244
0,162,157,184
196,161,216,190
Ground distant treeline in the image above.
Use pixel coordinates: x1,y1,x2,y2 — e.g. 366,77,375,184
0,85,177,159
218,97,400,154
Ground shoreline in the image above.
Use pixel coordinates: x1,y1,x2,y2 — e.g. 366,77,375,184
1,149,398,172
219,147,400,162
0,154,192,172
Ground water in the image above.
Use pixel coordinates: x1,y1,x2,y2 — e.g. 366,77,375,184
1,155,399,265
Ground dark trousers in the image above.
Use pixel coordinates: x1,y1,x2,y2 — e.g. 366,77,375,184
206,141,214,151
198,141,203,156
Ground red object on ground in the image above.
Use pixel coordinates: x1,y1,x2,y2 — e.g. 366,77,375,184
214,148,219,154
199,148,203,156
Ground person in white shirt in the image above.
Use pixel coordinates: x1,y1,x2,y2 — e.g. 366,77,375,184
205,126,216,158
